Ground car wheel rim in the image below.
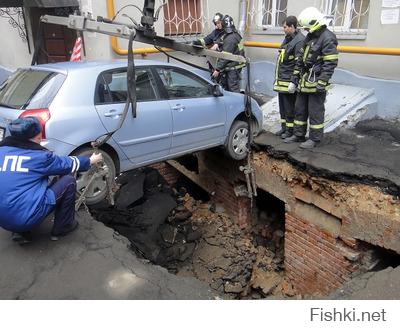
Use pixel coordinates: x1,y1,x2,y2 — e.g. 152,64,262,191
76,162,109,200
232,127,249,155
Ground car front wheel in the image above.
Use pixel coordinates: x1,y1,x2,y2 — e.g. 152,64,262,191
72,147,116,206
226,120,249,160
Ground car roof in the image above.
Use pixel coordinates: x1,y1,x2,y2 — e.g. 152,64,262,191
23,59,183,75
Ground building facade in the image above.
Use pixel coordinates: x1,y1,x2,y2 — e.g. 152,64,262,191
0,0,399,79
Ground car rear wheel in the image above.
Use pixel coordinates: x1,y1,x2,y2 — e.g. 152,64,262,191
72,147,116,206
226,120,249,160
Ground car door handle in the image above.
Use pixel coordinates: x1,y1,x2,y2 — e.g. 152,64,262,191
104,109,122,118
171,104,186,112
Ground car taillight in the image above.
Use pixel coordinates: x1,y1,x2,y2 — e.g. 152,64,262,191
19,108,51,139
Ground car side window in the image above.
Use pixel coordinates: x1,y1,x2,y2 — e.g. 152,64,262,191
95,68,158,104
155,67,212,99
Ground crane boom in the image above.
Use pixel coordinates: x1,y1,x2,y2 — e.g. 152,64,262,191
40,13,248,64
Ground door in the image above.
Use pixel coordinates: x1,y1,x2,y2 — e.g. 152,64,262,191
29,6,78,63
154,67,226,155
94,67,172,166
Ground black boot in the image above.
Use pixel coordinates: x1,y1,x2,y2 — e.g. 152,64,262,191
284,135,305,143
11,232,32,245
281,129,293,139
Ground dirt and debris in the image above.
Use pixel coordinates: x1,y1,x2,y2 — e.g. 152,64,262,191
254,119,400,197
91,168,297,299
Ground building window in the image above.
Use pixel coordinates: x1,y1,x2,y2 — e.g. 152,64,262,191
164,0,204,37
250,0,288,29
323,0,370,31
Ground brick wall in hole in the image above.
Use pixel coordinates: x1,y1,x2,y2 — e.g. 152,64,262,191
212,175,252,228
285,213,358,296
150,162,180,186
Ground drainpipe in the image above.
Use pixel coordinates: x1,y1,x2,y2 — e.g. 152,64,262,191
238,0,247,36
243,41,400,56
106,0,171,56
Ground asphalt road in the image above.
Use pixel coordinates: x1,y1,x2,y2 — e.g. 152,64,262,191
0,210,214,299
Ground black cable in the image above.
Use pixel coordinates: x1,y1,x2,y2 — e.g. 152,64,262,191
245,62,254,145
92,30,137,148
112,4,143,22
127,30,137,118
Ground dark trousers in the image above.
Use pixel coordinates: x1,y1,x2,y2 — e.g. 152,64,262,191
293,92,327,141
278,92,297,132
49,175,77,234
220,69,241,93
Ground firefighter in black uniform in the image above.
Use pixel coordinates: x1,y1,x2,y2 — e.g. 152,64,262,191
285,7,338,148
273,16,305,139
212,15,245,93
193,13,224,49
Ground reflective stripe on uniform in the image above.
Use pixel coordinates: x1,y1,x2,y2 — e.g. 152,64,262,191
300,87,317,93
303,44,311,62
310,123,324,129
280,119,286,123
304,80,317,88
294,120,307,126
280,49,285,63
274,85,289,92
276,80,290,86
286,122,294,128
318,80,328,86
323,54,339,61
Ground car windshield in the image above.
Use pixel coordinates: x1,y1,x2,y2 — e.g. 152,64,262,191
0,69,65,109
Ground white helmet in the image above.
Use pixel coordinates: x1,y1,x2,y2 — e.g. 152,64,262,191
298,7,326,33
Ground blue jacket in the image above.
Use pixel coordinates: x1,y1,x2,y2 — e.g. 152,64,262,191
0,137,90,232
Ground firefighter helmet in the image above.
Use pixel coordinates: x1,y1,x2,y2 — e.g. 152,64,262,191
298,7,326,33
213,13,223,25
221,15,235,33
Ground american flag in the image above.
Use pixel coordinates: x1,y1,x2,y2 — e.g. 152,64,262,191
70,37,82,62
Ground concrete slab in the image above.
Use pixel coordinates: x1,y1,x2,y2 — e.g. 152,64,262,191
254,119,400,196
0,211,214,299
261,84,376,134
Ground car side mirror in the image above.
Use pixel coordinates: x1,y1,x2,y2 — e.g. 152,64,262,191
212,84,224,97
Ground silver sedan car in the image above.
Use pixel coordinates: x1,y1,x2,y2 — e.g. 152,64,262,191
0,60,263,204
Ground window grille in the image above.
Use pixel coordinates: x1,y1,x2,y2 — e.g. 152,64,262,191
322,0,370,31
164,0,205,37
249,0,287,29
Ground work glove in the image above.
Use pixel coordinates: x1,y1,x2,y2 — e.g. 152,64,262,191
288,82,297,94
90,152,103,165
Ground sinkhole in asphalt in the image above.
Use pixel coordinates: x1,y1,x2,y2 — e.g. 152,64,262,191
89,166,295,299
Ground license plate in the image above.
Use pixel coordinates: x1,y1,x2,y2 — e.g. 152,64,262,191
0,127,4,141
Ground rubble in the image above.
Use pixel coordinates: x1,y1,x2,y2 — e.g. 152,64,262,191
90,168,294,299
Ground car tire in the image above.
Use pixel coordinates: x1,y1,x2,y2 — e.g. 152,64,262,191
226,120,249,160
72,147,116,206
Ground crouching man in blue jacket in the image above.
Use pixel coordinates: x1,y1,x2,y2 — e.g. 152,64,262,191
0,117,103,244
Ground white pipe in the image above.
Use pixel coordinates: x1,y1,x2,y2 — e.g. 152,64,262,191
238,0,247,36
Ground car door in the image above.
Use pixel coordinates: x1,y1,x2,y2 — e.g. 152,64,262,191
94,67,172,166
154,66,226,155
